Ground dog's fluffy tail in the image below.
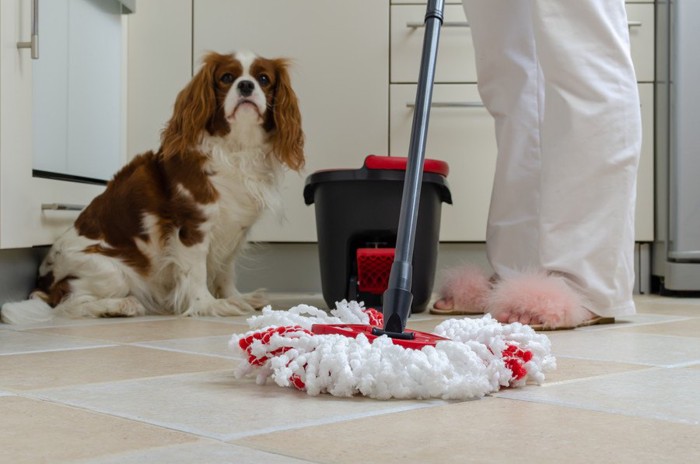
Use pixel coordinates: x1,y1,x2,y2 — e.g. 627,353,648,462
1,299,54,325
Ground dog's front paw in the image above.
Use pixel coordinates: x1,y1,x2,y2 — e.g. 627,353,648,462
184,297,252,317
102,297,146,318
242,289,268,310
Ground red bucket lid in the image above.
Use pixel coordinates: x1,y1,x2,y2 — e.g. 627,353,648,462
364,155,449,177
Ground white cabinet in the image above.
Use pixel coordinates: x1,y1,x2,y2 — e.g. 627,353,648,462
191,0,389,242
391,4,476,83
126,0,192,158
389,0,655,241
124,0,655,243
0,0,123,249
390,84,494,241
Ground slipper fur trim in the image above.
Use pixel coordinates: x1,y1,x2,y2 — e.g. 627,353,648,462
487,272,594,329
431,265,492,315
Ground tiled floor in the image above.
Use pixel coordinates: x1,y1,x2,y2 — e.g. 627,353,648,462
2,294,699,463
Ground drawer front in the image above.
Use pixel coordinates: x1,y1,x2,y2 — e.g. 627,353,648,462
391,1,462,4
391,4,476,84
391,3,653,84
390,84,495,241
391,0,653,4
390,84,654,242
627,3,654,82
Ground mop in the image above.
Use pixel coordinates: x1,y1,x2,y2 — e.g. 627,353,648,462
230,301,555,400
230,0,555,400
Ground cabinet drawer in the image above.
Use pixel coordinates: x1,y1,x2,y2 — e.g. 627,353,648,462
391,3,653,84
390,83,654,242
391,4,476,84
390,84,495,241
391,1,462,4
627,3,654,82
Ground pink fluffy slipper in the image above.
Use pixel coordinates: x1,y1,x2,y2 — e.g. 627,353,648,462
486,272,612,330
431,265,492,315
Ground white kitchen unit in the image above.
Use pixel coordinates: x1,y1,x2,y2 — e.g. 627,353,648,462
126,0,192,157
390,83,494,241
123,0,654,243
0,0,130,248
389,0,655,241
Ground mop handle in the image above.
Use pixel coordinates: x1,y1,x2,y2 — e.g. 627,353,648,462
382,0,444,335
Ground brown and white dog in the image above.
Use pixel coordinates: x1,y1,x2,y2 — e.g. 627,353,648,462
1,51,304,324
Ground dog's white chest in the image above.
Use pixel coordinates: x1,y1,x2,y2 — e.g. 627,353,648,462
205,146,281,245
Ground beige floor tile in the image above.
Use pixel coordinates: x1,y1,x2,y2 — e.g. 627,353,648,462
71,442,314,464
32,370,443,441
0,329,113,355
541,357,648,385
0,345,232,391
135,335,240,359
635,296,700,317
545,330,700,366
615,318,700,338
0,396,197,464
497,367,700,424
7,315,180,330
233,397,700,464
27,318,245,343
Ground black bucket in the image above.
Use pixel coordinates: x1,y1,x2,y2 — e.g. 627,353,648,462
303,155,452,313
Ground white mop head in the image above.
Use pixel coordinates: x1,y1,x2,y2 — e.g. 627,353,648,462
230,300,556,400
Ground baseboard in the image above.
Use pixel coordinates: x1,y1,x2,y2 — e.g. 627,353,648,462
0,241,651,305
0,247,49,303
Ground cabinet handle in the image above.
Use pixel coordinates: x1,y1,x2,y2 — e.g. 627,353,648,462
408,20,638,29
406,21,469,29
41,203,85,211
16,0,39,59
407,102,485,108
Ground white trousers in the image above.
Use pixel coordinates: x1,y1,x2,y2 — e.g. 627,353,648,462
462,0,642,317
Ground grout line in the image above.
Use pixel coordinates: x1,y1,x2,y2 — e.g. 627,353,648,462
0,343,120,357
20,368,236,396
224,400,450,442
494,396,700,427
535,363,663,387
128,341,242,361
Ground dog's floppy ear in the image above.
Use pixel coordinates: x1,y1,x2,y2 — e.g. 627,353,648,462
161,53,220,157
270,59,305,171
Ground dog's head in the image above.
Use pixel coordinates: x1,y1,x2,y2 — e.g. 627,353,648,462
161,51,304,170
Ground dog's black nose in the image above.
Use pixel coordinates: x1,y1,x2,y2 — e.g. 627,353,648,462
238,80,255,97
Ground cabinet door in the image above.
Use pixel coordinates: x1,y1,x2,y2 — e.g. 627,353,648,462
391,4,476,84
193,0,389,242
626,3,654,83
0,0,113,248
391,83,654,242
390,84,496,241
636,83,654,241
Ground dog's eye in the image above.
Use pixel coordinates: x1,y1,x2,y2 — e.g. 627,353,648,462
257,74,270,87
220,73,235,84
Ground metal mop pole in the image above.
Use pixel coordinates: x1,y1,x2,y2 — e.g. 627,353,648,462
380,0,444,336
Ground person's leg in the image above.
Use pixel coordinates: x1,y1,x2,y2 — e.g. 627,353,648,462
491,0,642,327
532,0,641,320
464,0,543,279
433,0,542,313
